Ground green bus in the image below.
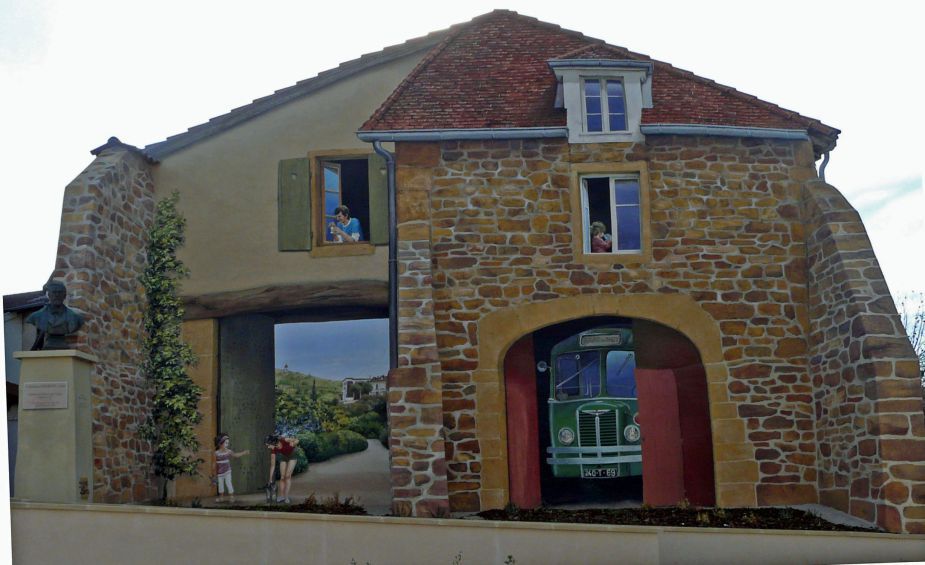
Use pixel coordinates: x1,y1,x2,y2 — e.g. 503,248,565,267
545,326,641,479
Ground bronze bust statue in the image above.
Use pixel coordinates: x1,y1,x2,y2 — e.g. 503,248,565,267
26,280,84,350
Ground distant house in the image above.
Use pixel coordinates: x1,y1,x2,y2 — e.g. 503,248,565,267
342,375,387,403
5,10,923,533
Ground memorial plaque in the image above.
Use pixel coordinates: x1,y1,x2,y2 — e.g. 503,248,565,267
22,381,68,410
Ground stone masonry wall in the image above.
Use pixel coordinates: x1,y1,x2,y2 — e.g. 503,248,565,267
53,147,158,502
803,179,925,533
394,136,825,513
388,143,450,517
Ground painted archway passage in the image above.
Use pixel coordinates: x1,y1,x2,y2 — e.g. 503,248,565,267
504,316,714,507
474,294,754,510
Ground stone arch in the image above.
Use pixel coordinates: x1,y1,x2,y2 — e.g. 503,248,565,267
473,293,754,510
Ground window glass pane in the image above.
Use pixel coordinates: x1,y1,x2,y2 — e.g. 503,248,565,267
325,192,340,215
605,351,636,398
585,96,602,114
584,81,601,97
586,114,603,132
555,351,600,399
323,167,339,190
616,206,641,251
606,80,624,97
608,113,626,131
614,180,640,205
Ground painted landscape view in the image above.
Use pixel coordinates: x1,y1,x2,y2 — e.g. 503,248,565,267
273,368,388,472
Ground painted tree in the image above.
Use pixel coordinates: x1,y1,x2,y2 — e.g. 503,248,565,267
140,191,202,499
898,292,925,384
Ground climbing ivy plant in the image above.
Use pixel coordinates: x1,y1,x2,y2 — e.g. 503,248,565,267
140,191,202,499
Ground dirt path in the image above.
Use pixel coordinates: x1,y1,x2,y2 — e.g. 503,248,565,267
217,439,392,514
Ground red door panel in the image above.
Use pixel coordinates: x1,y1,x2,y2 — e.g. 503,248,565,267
636,368,684,506
674,364,715,506
504,335,542,508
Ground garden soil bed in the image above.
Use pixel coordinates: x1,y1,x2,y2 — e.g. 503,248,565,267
218,496,879,533
476,505,879,532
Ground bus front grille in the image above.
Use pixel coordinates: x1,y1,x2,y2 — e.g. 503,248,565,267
578,409,619,449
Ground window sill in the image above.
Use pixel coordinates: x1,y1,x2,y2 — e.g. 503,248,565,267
309,243,376,258
578,250,648,265
570,130,642,144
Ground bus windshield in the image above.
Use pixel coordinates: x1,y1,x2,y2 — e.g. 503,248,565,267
605,351,636,398
555,351,600,399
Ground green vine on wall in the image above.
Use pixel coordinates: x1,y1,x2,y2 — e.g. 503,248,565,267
139,191,203,499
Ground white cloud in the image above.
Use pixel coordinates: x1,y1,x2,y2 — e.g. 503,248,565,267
859,178,925,299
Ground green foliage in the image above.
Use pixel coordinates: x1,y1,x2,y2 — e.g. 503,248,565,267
139,191,202,494
274,369,386,438
295,429,368,470
898,292,925,382
346,411,385,439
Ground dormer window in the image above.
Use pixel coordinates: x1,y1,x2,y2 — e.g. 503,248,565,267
549,59,653,144
583,78,627,133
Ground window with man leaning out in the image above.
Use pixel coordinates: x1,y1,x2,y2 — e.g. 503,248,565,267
277,153,388,253
581,175,641,254
322,159,368,244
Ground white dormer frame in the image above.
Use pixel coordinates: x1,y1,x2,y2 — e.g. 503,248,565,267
549,59,654,144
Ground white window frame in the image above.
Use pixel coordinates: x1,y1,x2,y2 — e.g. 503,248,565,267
580,78,628,134
580,174,642,255
551,61,653,144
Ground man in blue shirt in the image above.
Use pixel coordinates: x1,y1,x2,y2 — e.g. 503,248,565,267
329,205,363,243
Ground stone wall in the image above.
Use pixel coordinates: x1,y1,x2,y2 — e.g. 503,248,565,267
391,136,826,513
803,179,925,533
52,146,158,502
388,143,450,517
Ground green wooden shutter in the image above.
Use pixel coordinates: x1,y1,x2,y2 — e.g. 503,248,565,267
278,158,312,251
367,154,389,245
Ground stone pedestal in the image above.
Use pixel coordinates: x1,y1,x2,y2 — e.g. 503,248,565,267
13,350,96,503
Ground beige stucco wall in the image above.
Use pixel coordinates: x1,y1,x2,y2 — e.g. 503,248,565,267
152,51,426,297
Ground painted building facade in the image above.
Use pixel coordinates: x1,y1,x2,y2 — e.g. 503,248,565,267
10,10,924,532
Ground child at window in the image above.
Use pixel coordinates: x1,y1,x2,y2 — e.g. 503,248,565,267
590,221,612,253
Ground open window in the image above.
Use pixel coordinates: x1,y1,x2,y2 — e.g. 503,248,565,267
320,158,369,244
278,151,388,255
569,162,650,264
580,175,641,254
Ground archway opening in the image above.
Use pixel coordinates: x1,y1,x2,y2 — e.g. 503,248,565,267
504,315,715,508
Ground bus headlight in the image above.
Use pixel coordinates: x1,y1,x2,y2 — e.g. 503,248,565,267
558,427,575,445
624,424,640,442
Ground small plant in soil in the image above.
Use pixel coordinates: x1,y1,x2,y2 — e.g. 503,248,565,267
237,493,367,515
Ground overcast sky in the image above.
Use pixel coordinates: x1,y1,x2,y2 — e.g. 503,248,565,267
2,0,921,380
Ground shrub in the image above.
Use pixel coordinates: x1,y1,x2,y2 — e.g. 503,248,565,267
296,429,368,468
378,427,389,449
347,411,385,439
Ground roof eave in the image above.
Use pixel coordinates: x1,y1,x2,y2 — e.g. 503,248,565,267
357,127,568,142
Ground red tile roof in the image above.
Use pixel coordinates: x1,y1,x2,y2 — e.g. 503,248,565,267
360,10,838,147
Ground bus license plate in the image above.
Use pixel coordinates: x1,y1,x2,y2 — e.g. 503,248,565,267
582,468,617,479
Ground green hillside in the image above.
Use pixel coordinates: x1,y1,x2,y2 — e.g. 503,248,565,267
275,368,341,402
